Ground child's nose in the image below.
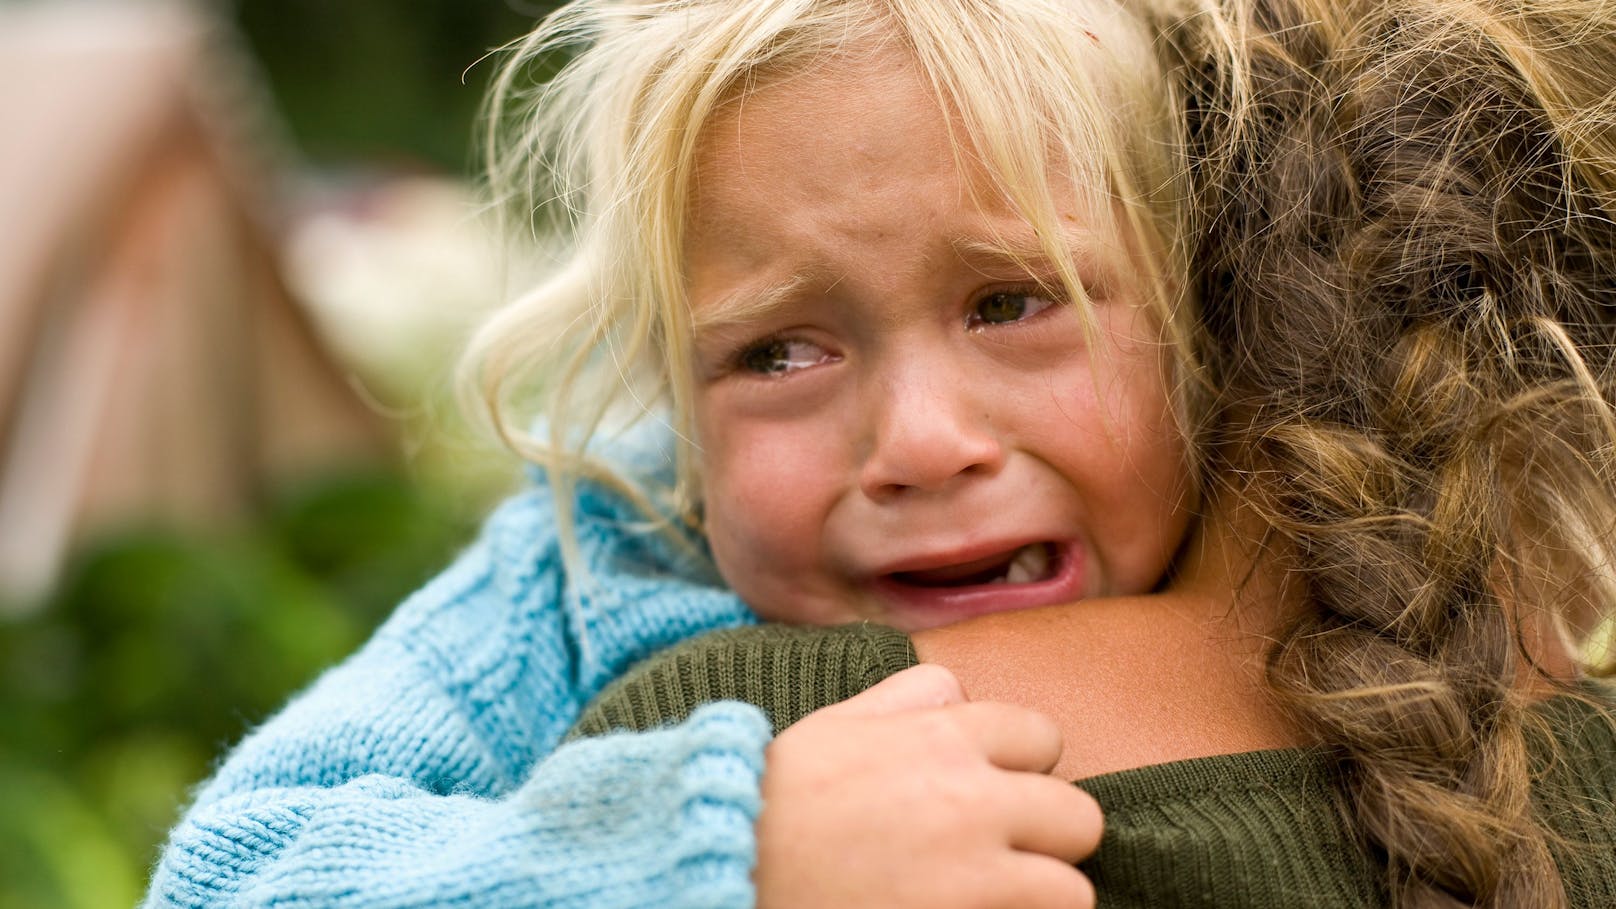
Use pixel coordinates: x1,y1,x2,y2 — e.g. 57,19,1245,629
857,373,1005,499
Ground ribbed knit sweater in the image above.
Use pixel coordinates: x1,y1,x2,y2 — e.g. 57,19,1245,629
144,468,772,908
573,623,1616,909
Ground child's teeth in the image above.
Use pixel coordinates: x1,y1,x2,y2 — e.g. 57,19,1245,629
1004,544,1050,585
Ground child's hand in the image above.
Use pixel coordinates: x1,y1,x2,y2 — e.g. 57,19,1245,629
754,663,1101,909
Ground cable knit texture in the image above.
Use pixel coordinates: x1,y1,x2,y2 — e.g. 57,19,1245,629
144,461,766,909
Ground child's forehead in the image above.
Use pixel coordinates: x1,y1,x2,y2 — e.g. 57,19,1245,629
688,47,1112,222
682,54,1131,314
698,46,935,157
713,32,908,113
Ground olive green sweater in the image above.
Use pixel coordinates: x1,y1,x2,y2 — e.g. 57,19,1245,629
571,623,1616,908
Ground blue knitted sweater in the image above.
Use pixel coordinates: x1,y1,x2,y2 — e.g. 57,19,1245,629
144,468,768,908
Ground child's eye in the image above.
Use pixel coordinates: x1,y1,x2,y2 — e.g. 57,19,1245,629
737,337,833,375
969,291,1059,328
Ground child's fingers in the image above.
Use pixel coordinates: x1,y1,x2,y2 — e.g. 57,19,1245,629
823,663,966,717
949,700,1065,774
999,775,1105,863
992,854,1098,909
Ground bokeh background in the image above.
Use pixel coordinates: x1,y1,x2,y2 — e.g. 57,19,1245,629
0,2,563,904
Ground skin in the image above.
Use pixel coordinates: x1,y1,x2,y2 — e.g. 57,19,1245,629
685,48,1192,632
676,44,1188,906
910,503,1305,780
753,503,1302,909
756,663,1104,909
902,496,1583,781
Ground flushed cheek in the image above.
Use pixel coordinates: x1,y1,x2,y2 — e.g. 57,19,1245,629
703,496,857,625
1039,360,1191,594
1091,424,1193,594
697,424,849,613
699,420,835,532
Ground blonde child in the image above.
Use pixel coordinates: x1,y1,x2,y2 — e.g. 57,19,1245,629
576,0,1616,906
144,1,1195,906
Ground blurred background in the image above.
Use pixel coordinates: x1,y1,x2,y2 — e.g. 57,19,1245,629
0,1,561,904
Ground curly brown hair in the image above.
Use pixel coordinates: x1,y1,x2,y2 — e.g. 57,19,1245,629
1164,0,1616,905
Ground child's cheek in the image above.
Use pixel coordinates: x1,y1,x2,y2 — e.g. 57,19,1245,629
701,413,851,609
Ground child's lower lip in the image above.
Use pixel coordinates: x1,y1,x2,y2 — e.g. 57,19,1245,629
870,544,1087,631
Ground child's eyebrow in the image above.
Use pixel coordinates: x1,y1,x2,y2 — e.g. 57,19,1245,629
690,229,1128,340
949,228,1120,279
690,269,819,337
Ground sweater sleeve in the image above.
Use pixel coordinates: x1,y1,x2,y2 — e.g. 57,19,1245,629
144,475,766,908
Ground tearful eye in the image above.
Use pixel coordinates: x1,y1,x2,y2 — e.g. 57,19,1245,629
971,291,1058,327
739,338,832,375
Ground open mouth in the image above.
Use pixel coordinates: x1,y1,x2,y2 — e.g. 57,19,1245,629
888,542,1059,588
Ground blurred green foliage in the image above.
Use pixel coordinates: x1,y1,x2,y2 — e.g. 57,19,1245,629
231,0,557,172
0,6,554,904
0,471,476,909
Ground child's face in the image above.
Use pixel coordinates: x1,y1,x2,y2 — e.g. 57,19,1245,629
684,50,1192,632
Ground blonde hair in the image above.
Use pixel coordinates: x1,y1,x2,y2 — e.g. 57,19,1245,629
463,0,1198,563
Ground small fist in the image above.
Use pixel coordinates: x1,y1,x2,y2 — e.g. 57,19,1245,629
754,664,1102,909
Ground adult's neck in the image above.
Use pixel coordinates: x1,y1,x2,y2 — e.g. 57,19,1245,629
910,503,1303,780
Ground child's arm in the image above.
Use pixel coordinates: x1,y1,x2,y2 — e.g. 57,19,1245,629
151,702,771,907
145,480,765,907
